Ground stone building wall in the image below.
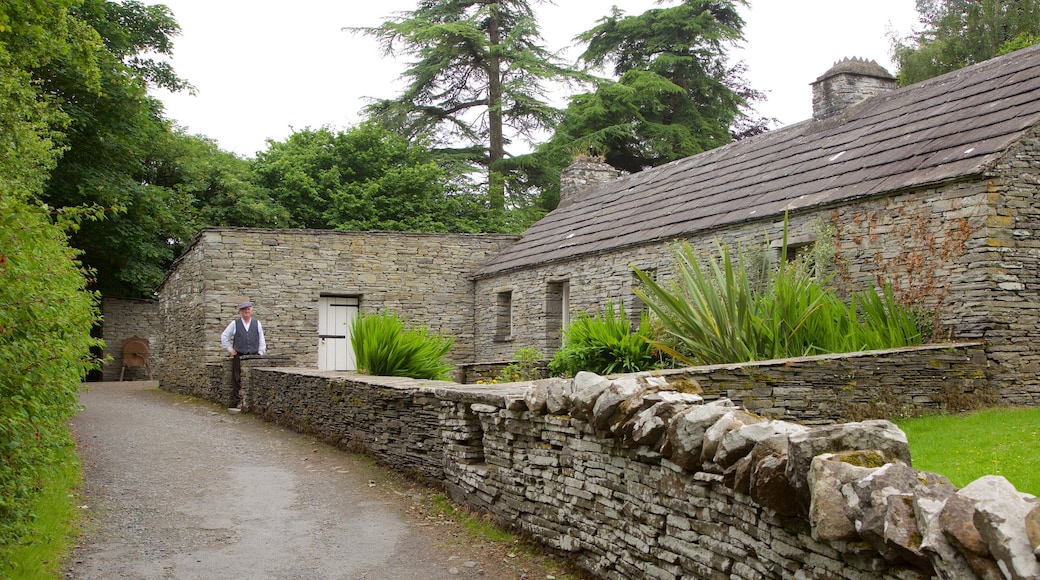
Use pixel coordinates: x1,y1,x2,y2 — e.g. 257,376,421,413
156,228,517,393
156,235,211,392
100,297,161,381
234,351,1038,580
472,172,1040,405
979,127,1040,404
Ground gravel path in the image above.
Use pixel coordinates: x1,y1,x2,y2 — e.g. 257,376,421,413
65,381,556,580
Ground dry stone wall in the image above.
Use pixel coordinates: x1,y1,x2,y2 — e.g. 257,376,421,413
650,343,992,424
100,297,161,381
227,344,1037,580
984,127,1040,404
156,237,209,391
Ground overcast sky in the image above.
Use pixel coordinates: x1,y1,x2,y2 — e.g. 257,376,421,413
153,1,921,158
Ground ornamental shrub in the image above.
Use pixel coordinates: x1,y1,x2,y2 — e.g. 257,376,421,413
0,194,102,557
494,346,546,383
549,301,662,377
351,311,454,380
633,231,925,366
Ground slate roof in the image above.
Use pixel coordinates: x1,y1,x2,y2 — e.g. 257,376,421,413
474,44,1040,278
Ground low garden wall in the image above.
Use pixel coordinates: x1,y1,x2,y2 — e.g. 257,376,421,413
460,342,994,423
216,343,1040,579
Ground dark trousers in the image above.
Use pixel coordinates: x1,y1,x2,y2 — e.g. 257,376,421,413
231,355,242,408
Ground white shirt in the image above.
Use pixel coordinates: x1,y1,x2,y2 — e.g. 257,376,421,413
220,319,266,355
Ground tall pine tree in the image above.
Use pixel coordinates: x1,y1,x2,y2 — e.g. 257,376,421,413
350,0,581,216
532,0,766,178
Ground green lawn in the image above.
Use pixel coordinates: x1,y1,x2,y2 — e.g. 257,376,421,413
897,406,1040,497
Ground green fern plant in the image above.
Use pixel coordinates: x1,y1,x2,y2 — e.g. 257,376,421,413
351,311,454,380
549,301,662,377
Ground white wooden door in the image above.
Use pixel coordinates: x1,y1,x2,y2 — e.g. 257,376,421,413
318,296,358,370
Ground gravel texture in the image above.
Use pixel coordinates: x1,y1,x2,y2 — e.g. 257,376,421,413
66,381,570,579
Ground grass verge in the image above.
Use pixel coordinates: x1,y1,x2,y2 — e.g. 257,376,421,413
897,406,1040,496
1,442,83,579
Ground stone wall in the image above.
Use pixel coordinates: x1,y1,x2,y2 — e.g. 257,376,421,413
227,350,1039,580
156,228,517,394
156,234,210,392
473,166,1040,406
456,343,991,423
982,127,1040,405
100,297,161,381
643,343,992,424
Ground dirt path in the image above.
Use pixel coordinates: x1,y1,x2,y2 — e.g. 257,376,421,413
65,381,572,579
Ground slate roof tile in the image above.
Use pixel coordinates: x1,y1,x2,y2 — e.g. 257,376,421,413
473,45,1040,278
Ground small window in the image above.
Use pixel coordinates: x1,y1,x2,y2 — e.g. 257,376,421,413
782,242,814,264
771,235,817,266
495,290,513,341
545,280,570,349
630,268,655,331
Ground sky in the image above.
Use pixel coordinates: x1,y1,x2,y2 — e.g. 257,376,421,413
153,1,921,158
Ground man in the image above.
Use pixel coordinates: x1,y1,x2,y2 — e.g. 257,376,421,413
220,301,266,410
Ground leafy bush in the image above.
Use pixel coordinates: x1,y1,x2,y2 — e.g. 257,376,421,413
351,311,454,380
0,196,101,558
494,346,546,383
634,234,925,366
549,301,662,377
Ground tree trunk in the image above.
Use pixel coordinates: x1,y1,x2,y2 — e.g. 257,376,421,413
487,5,506,212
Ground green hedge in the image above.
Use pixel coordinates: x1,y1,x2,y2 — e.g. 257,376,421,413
0,194,101,556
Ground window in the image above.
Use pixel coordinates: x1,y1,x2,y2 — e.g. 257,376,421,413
771,234,817,265
630,268,655,331
545,280,570,349
771,236,818,278
495,290,513,341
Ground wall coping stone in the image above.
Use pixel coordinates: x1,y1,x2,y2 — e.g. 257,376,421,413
255,367,530,407
641,340,986,378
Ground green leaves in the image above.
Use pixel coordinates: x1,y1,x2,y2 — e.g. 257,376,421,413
534,0,762,175
350,0,580,213
0,194,101,554
634,232,926,367
893,0,1040,85
548,301,661,377
254,124,493,233
351,311,454,381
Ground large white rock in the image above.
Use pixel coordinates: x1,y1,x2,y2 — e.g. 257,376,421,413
959,476,1040,580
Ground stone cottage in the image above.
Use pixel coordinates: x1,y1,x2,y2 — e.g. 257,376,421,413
154,230,516,391
152,45,1040,406
471,46,1040,405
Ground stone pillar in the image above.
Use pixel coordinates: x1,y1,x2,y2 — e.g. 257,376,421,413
811,57,896,121
558,157,622,208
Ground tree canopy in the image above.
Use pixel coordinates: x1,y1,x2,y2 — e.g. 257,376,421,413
526,0,766,184
349,0,581,214
893,0,1040,85
253,124,496,233
27,0,200,298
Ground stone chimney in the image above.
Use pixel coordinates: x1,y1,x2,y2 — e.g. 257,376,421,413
811,57,897,121
558,156,622,209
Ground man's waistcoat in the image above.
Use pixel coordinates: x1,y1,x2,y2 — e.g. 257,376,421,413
233,319,260,355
